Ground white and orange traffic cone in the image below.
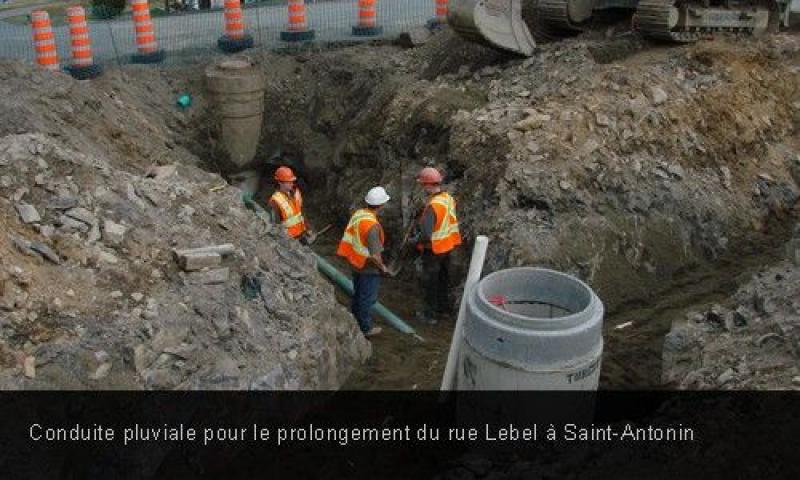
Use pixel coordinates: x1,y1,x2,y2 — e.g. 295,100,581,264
280,0,315,42
218,0,254,53
30,10,59,72
433,0,448,24
352,0,382,36
131,0,165,63
65,5,102,79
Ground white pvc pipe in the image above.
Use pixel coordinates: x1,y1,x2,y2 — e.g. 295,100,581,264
440,235,489,392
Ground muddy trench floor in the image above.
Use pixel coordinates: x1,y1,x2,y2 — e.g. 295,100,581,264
309,231,790,390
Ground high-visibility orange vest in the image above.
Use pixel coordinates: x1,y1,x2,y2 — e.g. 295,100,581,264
269,189,306,239
336,208,384,269
422,191,461,254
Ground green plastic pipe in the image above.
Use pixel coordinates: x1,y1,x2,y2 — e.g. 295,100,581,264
242,191,422,341
314,254,422,341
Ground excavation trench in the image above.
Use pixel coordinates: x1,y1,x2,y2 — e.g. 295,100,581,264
2,28,798,394
313,211,796,390
187,34,800,390
203,111,797,390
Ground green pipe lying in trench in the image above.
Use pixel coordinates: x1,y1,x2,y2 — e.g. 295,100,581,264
313,254,422,341
242,191,422,341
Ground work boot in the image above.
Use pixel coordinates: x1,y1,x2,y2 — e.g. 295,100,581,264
415,311,438,326
364,326,382,338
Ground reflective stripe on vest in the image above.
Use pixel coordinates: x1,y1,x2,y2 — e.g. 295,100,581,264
270,190,306,238
429,192,461,254
336,209,382,269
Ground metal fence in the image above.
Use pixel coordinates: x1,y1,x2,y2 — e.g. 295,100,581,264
0,0,433,67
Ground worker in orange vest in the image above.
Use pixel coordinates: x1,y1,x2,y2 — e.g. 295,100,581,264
414,167,461,325
336,186,393,338
268,166,315,243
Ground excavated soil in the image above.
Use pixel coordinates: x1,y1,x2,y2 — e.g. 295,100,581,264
228,29,800,390
0,62,371,390
2,25,800,391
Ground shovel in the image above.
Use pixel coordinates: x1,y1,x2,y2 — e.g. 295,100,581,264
385,263,403,277
305,223,333,246
386,217,419,274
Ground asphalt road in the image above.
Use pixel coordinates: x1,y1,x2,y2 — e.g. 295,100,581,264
0,0,433,64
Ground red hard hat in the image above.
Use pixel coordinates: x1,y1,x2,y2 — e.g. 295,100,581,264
274,166,296,182
417,167,442,185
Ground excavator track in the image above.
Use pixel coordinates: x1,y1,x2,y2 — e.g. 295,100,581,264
448,0,787,55
636,0,699,42
537,0,601,37
538,0,584,32
636,0,778,43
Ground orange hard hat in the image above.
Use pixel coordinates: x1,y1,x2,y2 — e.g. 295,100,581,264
274,166,296,182
417,167,442,185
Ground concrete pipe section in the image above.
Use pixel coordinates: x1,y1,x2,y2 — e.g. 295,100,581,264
204,56,266,170
458,267,604,390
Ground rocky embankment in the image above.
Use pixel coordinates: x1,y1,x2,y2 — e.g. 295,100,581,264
663,224,800,389
248,31,800,310
0,62,370,390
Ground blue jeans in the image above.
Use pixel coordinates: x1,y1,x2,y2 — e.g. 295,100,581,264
351,272,380,333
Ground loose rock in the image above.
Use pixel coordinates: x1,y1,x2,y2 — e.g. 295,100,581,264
595,112,613,127
58,214,90,233
65,207,96,226
186,268,229,285
178,252,222,272
102,220,127,246
717,368,735,386
15,203,41,224
89,362,112,381
514,113,551,131
398,27,432,48
23,356,36,378
94,250,118,265
649,86,669,106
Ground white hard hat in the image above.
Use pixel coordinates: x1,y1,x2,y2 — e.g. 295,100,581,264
365,186,390,206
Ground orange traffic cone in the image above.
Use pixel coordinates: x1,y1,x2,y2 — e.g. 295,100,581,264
30,10,59,71
65,5,102,79
218,0,254,53
352,0,382,36
280,0,315,42
131,0,165,63
434,0,448,23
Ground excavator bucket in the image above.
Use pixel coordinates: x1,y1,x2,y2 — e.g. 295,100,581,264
448,0,537,56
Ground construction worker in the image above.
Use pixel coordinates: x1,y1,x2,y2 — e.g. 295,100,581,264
414,167,461,325
268,166,315,244
336,186,393,338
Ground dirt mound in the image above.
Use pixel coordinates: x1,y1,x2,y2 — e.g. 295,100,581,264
0,63,370,390
260,30,800,305
237,28,800,388
663,225,800,390
2,26,799,390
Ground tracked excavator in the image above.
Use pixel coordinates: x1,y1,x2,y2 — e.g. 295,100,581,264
449,0,800,55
